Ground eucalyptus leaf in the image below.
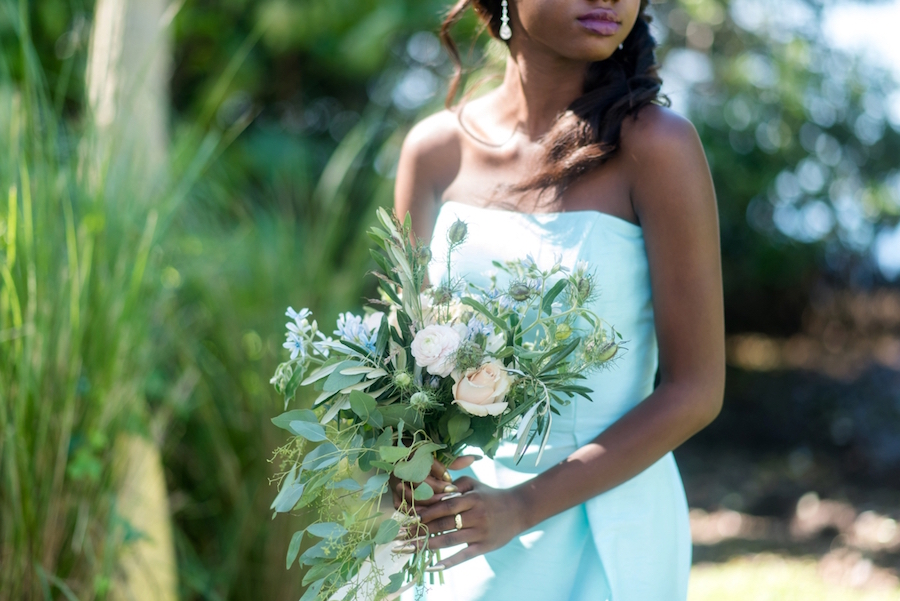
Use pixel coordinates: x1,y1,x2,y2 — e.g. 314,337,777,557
393,446,433,483
307,522,348,539
303,561,341,587
323,360,366,392
328,478,362,492
378,445,411,463
270,465,305,513
361,473,390,500
380,405,424,430
298,578,324,601
286,530,304,569
349,390,377,421
289,420,328,442
299,540,334,562
413,482,435,501
272,409,317,432
300,357,343,386
302,442,340,471
374,519,401,544
354,542,373,559
386,572,405,594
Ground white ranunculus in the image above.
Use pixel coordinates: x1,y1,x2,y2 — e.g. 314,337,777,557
410,324,461,377
451,359,514,417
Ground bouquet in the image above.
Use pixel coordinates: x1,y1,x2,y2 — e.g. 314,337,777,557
269,208,622,601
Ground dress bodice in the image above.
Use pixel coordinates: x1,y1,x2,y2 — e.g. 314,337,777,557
428,200,659,472
404,203,691,601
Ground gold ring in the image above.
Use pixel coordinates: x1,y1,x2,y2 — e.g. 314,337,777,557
454,513,463,530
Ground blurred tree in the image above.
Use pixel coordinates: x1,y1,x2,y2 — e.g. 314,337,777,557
650,0,900,333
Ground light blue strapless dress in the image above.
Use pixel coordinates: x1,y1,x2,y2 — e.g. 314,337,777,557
402,200,691,601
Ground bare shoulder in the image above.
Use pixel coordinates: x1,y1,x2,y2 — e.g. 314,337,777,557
617,103,714,221
399,109,462,187
395,109,463,240
619,103,703,163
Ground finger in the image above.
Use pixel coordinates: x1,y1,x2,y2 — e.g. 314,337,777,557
424,527,478,552
427,543,485,571
430,459,453,483
426,476,460,495
429,509,481,536
394,480,416,507
452,476,478,494
448,455,480,470
417,492,476,525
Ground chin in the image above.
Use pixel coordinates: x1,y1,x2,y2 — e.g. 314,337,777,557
568,44,618,63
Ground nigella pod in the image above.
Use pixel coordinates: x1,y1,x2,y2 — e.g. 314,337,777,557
447,219,468,245
416,245,433,266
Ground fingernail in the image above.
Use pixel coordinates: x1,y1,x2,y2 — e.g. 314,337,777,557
441,471,453,482
443,484,458,493
440,492,462,501
425,564,445,572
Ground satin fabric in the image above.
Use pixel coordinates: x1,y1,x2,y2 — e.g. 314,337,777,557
401,201,691,601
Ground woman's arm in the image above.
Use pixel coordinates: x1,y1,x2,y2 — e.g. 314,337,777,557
415,107,726,568
394,110,461,245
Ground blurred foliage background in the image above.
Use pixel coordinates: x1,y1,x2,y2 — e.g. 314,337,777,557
2,0,900,599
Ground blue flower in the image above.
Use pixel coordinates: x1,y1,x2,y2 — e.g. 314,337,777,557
334,311,382,353
283,332,307,361
465,317,493,340
286,306,313,335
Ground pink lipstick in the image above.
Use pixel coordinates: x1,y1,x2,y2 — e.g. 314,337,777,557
577,8,621,36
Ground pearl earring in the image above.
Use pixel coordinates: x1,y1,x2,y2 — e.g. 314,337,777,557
500,0,512,40
618,43,624,50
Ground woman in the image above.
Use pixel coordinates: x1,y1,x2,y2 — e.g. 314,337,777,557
392,0,725,599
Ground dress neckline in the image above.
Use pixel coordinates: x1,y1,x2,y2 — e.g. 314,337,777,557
437,200,643,237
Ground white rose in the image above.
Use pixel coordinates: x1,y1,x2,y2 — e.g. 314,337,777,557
410,324,461,377
451,359,514,417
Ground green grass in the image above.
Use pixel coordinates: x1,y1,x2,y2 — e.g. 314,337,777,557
0,5,234,597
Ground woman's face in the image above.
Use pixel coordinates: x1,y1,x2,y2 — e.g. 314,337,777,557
510,0,642,62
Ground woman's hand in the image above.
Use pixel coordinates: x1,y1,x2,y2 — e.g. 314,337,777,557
409,476,528,570
390,455,480,509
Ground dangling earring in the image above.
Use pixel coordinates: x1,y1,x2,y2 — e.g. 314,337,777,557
618,43,624,50
500,0,512,40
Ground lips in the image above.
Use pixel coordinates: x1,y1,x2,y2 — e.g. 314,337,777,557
577,8,621,36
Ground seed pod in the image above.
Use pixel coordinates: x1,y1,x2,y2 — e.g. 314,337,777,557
508,282,532,302
555,323,572,341
416,246,432,266
393,372,413,389
594,342,618,363
576,276,592,300
432,285,453,305
447,219,468,245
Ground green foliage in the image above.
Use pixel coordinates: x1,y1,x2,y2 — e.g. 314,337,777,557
653,0,900,331
0,4,219,597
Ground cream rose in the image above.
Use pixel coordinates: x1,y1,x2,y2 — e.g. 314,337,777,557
451,359,514,417
410,324,461,377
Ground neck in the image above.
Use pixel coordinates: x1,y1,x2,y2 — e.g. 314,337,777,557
494,43,588,140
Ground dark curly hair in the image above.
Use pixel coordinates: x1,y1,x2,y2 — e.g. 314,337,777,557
440,0,669,199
